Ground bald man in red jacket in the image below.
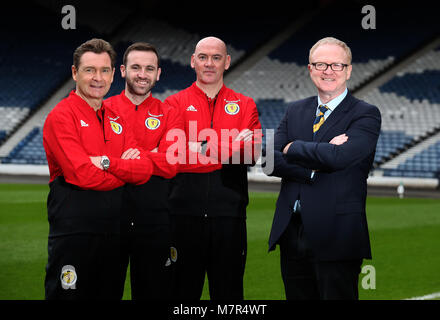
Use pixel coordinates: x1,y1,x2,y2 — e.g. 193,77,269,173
164,37,262,300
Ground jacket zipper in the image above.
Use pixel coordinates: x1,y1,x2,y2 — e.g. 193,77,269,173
207,96,217,129
96,109,106,143
205,95,218,217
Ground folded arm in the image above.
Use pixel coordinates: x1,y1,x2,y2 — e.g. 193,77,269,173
284,106,381,171
265,109,314,183
43,113,125,191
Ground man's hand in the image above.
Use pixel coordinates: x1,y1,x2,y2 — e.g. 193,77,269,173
283,142,293,154
329,134,348,145
90,156,103,169
235,129,253,142
188,141,202,153
121,148,141,159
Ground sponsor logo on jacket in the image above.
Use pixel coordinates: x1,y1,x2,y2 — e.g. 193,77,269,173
186,105,198,112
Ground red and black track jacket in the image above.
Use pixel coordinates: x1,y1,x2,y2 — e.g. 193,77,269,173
43,91,156,235
164,82,262,217
105,91,182,225
106,91,181,179
44,91,156,190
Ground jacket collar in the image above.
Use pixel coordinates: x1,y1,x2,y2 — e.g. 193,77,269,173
313,91,355,142
317,88,348,112
69,90,105,114
190,82,226,100
119,90,153,110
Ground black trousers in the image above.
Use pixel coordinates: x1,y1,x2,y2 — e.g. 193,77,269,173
279,213,362,300
170,215,247,300
45,233,125,300
120,223,173,300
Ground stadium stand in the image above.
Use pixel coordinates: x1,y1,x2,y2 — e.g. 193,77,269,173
364,45,440,176
106,10,292,101
0,0,292,164
225,2,439,181
0,2,103,145
2,127,46,165
1,0,439,187
229,2,437,102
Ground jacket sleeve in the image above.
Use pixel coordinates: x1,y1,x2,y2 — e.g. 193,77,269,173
264,107,314,183
106,156,153,185
164,97,222,173
163,95,178,111
106,118,154,185
158,105,184,154
43,111,125,191
210,98,263,165
135,104,181,178
142,151,178,179
285,105,381,171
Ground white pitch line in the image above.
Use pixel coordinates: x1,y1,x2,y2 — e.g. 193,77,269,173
405,292,440,300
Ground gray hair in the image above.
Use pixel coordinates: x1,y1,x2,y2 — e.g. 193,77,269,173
309,37,352,64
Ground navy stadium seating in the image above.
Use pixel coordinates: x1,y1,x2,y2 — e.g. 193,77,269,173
1,1,440,183
2,127,46,165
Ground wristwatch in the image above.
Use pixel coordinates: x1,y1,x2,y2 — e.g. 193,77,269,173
100,155,110,170
200,140,208,155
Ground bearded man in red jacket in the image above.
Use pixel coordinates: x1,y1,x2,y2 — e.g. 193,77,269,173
106,42,182,300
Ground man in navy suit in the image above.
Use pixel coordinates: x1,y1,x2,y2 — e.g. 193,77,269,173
266,37,381,300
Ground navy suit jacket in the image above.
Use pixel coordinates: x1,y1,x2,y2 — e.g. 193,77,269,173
267,92,381,261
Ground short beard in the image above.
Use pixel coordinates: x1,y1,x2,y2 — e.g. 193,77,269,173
126,78,156,98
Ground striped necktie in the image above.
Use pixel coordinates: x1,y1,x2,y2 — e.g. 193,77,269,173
313,105,329,135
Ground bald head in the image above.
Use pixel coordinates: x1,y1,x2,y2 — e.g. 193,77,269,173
191,36,231,94
194,36,228,56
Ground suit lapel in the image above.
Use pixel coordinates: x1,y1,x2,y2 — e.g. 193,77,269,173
314,93,355,142
303,97,317,142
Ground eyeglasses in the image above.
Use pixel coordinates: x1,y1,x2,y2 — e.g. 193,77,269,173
310,62,349,71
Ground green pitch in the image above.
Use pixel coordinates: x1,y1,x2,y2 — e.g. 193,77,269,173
0,183,439,300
